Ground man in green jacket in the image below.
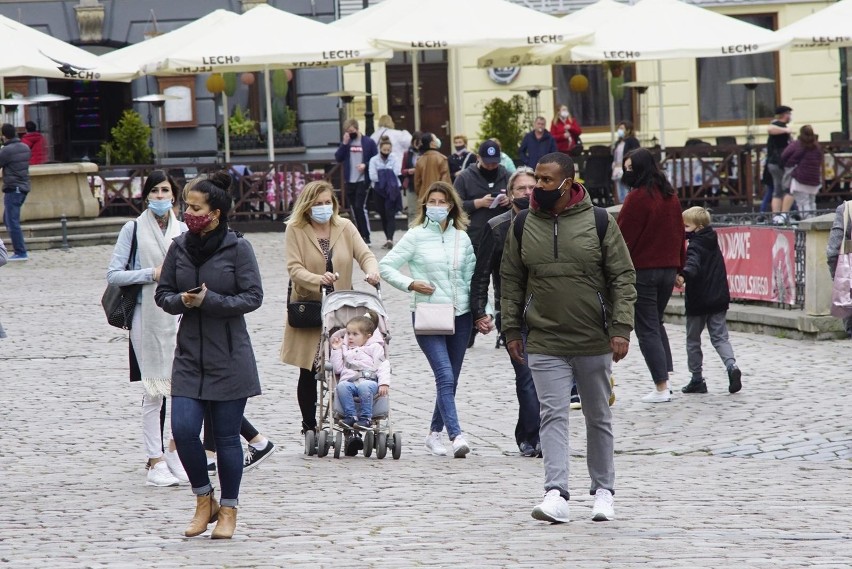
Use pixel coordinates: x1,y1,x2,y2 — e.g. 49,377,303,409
501,152,636,524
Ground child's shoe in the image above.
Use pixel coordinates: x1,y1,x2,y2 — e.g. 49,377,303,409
727,365,742,394
339,416,356,429
356,418,372,431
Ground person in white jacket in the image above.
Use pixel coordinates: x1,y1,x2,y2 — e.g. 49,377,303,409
331,310,390,431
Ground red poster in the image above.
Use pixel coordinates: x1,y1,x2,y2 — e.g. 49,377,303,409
715,226,797,306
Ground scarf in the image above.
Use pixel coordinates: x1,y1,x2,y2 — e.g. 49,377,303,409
137,209,182,396
184,220,228,267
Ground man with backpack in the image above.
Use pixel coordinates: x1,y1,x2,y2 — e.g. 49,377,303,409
500,152,636,524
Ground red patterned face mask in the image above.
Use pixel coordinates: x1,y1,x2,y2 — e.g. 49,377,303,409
184,211,212,234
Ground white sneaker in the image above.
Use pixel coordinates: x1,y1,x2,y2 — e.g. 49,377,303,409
451,434,470,458
591,489,615,521
641,389,672,403
146,460,180,487
164,449,189,483
424,432,447,456
531,489,570,523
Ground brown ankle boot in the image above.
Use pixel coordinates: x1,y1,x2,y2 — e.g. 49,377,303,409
211,506,237,539
184,492,220,537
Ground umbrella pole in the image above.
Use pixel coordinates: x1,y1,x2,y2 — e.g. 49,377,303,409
264,66,274,163
411,51,420,131
223,91,231,163
607,70,616,146
656,60,666,155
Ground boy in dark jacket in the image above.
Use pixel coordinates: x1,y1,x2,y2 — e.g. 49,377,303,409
676,207,742,395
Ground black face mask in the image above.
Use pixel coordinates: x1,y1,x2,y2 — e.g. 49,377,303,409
513,197,530,210
621,170,637,188
533,180,566,212
479,165,499,182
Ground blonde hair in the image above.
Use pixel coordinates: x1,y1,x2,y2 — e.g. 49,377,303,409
411,181,469,230
453,133,468,145
377,115,395,129
343,118,359,131
682,206,711,228
287,180,341,227
347,309,380,336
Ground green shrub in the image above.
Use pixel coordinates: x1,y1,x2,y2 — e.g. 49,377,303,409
98,110,153,165
478,95,528,160
228,105,257,137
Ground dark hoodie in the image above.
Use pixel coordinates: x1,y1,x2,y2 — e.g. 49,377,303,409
681,226,730,316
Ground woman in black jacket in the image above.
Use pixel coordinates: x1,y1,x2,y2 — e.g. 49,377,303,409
155,172,263,540
612,120,640,204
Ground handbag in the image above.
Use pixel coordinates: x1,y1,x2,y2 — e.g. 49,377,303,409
414,230,460,336
101,221,141,330
831,202,852,319
287,281,323,328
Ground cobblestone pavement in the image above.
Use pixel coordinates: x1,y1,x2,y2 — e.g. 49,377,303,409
1,231,851,568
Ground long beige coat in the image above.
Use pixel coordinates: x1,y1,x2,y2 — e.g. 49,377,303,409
280,218,379,369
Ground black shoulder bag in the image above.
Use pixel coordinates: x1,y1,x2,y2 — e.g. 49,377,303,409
102,221,142,330
287,249,333,329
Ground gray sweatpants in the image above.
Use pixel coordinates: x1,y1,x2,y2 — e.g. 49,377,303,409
528,353,614,499
686,311,736,377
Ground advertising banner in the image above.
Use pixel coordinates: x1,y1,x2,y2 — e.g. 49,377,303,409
715,226,797,306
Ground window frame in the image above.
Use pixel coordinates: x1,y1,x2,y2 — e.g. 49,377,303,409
157,76,197,128
551,62,638,134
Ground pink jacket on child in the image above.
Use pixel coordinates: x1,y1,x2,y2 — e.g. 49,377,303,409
330,328,391,386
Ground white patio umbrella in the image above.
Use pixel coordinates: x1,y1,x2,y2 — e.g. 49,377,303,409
570,0,793,150
774,0,852,49
0,14,133,82
141,4,392,161
477,0,629,68
331,0,590,133
101,10,241,160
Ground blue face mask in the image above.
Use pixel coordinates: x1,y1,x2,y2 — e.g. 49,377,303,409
310,204,334,224
148,199,173,216
426,206,449,224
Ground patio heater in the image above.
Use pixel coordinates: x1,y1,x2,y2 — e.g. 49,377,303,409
510,85,555,126
726,76,775,146
28,93,70,163
621,81,657,147
134,94,179,165
0,98,33,130
326,90,370,131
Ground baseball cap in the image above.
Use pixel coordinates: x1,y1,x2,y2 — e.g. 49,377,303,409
478,140,501,165
775,105,792,115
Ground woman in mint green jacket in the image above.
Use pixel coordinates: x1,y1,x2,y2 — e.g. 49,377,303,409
379,181,478,459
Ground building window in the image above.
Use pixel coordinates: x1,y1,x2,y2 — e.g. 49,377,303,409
553,63,635,133
157,76,197,128
697,13,779,127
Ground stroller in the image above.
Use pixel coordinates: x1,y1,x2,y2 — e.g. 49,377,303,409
305,284,402,459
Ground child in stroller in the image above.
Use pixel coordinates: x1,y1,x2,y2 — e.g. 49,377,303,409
330,310,390,432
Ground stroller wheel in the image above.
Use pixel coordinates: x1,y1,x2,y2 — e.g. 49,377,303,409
333,431,342,459
363,430,374,458
376,432,388,459
317,430,329,458
392,432,403,460
305,430,316,456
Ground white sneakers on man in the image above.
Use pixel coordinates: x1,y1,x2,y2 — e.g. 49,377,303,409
531,489,570,523
641,389,672,403
164,449,189,483
592,489,615,521
424,432,447,456
146,460,180,487
451,434,470,458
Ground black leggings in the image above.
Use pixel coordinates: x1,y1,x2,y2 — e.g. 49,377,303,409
202,405,260,452
376,198,397,241
297,367,318,430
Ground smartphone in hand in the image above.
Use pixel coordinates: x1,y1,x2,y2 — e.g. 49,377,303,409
186,286,203,294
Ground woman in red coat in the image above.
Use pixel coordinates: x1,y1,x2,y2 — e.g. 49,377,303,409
550,104,582,156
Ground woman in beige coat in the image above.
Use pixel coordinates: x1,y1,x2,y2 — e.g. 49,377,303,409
281,180,380,435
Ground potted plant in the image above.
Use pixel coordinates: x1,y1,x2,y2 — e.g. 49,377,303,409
477,95,528,161
228,104,258,150
271,100,299,147
97,110,153,166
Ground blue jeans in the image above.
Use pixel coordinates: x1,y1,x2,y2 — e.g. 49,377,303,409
172,396,247,507
634,268,676,384
413,312,473,440
3,190,27,255
336,379,379,421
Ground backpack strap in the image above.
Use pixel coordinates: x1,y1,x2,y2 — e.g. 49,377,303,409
514,206,608,258
125,221,138,271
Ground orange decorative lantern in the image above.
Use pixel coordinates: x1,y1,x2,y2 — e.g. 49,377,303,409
569,74,589,93
206,73,226,94
240,72,256,86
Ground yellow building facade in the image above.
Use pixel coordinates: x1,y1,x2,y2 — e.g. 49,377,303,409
342,1,846,150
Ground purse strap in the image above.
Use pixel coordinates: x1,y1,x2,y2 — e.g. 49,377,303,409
125,221,138,271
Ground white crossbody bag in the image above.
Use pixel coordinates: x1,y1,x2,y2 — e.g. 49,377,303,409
413,229,460,335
